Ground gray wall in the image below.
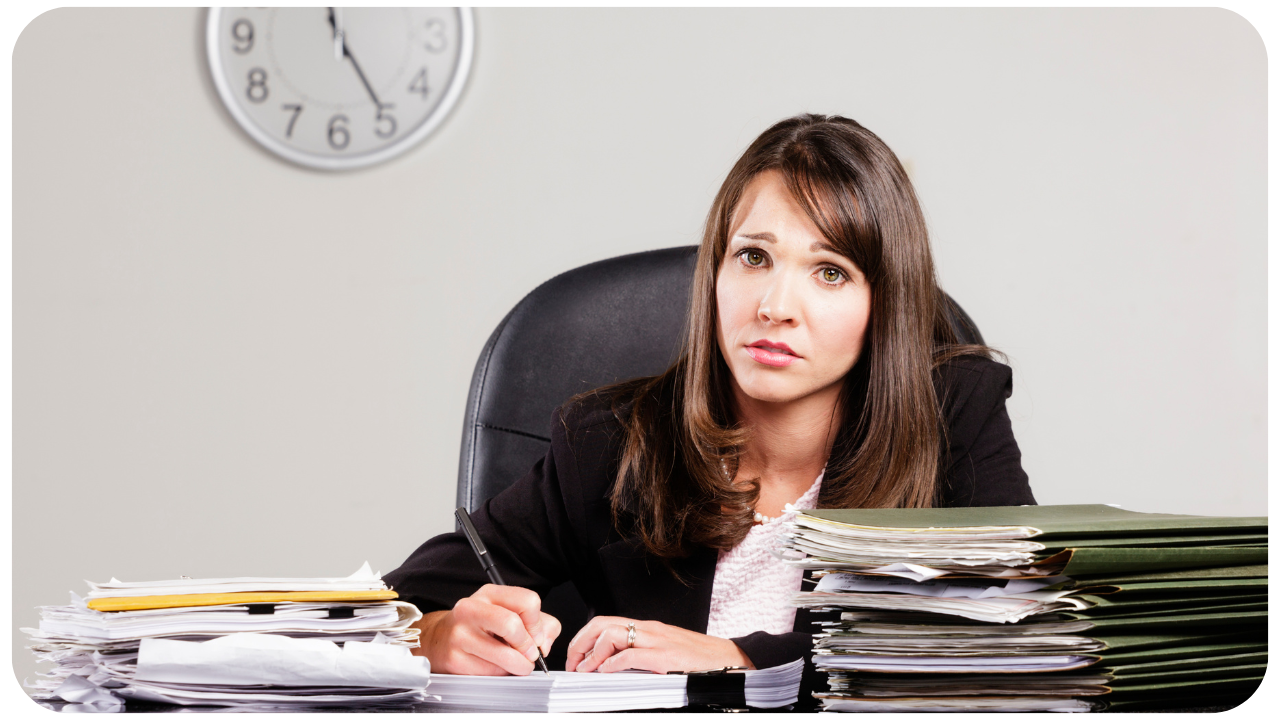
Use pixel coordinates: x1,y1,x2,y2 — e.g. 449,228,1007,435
11,8,1266,692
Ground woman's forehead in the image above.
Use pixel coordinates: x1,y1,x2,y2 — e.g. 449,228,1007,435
728,171,842,250
728,171,808,233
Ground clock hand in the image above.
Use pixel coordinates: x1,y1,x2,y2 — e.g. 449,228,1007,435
326,7,344,62
342,39,390,110
327,9,391,111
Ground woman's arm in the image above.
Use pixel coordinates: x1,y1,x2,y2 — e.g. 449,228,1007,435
383,404,608,674
936,357,1036,507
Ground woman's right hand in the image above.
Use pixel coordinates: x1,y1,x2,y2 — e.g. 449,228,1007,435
410,584,561,676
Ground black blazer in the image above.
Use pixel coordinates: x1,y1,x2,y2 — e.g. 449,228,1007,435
385,356,1034,699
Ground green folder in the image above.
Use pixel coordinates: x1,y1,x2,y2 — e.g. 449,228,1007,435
1069,609,1265,630
1104,651,1266,676
1109,663,1266,686
1097,635,1265,665
1077,600,1266,621
1037,532,1268,550
1070,564,1267,584
1104,675,1263,695
1073,576,1268,595
1073,590,1266,614
803,505,1268,537
1088,630,1265,655
1050,546,1268,576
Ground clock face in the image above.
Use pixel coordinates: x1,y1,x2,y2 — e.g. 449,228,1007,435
207,7,473,170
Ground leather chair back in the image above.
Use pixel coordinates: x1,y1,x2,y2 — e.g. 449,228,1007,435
458,246,700,513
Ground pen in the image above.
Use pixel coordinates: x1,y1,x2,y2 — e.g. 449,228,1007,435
455,506,551,675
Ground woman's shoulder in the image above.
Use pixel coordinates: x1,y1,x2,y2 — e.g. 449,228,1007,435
547,378,659,480
554,382,641,437
933,354,1013,404
932,353,1016,449
544,381,656,523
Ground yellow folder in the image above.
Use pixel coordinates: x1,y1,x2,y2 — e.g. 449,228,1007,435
86,589,398,612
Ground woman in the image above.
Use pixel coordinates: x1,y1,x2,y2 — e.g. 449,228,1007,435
384,114,1034,686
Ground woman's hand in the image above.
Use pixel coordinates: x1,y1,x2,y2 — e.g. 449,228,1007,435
565,616,754,674
411,585,561,676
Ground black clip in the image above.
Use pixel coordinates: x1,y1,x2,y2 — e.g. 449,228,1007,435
677,667,748,708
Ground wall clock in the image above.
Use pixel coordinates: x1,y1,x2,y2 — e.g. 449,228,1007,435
206,7,474,171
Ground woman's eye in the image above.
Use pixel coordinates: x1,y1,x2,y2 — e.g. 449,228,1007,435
743,250,765,267
821,267,844,283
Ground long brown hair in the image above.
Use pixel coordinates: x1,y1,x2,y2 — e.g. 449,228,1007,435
594,114,987,560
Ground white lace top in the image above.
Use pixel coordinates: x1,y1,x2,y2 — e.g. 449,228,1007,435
705,472,824,640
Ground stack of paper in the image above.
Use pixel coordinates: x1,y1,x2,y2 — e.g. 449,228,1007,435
781,505,1267,712
24,563,431,710
421,659,804,711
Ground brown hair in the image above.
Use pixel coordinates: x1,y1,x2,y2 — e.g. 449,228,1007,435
595,114,988,560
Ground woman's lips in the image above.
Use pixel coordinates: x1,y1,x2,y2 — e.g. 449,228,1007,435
746,342,799,367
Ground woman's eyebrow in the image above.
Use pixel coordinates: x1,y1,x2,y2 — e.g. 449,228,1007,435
810,240,839,254
737,232,777,243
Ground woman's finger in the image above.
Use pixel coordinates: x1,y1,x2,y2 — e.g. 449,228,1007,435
445,642,516,677
458,621,539,676
472,585,549,661
597,647,666,674
574,622,633,673
536,612,563,656
453,596,540,670
565,616,623,671
567,616,623,651
481,585,551,650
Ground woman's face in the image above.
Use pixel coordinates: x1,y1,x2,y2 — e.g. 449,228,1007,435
716,170,872,406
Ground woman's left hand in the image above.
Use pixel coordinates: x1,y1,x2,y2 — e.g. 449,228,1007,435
565,616,755,674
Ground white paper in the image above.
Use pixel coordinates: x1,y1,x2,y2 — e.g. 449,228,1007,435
814,573,1063,598
422,659,804,712
38,600,419,641
51,674,124,706
134,633,430,689
792,589,1086,624
815,653,1098,673
115,682,431,708
862,563,951,581
87,562,385,598
792,514,1041,541
819,696,1095,712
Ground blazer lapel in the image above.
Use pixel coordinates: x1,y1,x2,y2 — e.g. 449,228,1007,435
597,537,718,632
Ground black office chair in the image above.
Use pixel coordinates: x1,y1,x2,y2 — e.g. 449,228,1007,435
456,244,984,667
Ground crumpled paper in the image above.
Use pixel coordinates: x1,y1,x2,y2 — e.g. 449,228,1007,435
134,633,431,689
51,674,124,707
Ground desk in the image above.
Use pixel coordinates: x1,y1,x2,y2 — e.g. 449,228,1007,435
33,699,1247,713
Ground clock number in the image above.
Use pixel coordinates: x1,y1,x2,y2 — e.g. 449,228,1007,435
282,104,303,139
246,68,268,103
408,67,429,99
327,115,351,150
374,104,398,139
230,19,254,54
424,18,447,52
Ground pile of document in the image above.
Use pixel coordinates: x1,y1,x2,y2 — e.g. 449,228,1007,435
24,563,432,710
781,504,1267,712
423,658,804,711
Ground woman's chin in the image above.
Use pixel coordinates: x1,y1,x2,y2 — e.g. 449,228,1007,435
734,379,813,406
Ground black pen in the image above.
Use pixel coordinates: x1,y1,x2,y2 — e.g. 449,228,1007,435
455,506,551,675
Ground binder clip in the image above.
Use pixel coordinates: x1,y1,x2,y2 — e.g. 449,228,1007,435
669,666,749,709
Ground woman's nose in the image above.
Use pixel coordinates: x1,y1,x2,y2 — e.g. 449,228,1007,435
757,272,798,325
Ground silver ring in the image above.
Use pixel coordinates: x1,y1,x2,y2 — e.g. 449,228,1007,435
626,622,636,648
